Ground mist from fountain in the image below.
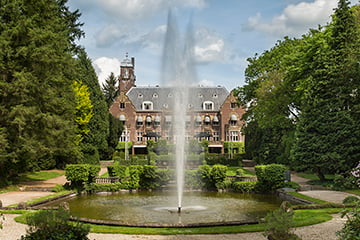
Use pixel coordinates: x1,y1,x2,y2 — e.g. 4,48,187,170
161,10,197,212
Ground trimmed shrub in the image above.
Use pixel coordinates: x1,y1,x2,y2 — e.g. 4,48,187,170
65,164,100,193
232,181,257,193
255,164,287,192
185,170,202,189
128,165,143,190
197,164,228,190
139,165,157,189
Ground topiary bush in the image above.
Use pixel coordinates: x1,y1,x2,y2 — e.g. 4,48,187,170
127,165,143,190
232,181,257,193
197,164,228,190
65,164,100,193
255,164,287,193
139,165,157,189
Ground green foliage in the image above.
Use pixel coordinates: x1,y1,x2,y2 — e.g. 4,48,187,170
343,196,360,204
255,164,287,192
232,181,257,193
107,114,123,159
116,142,133,150
223,141,245,154
127,165,143,190
102,72,119,108
198,164,228,190
336,203,360,240
107,163,127,179
263,203,300,240
65,164,100,192
291,0,360,179
333,174,358,190
20,208,90,240
75,50,109,161
0,0,84,181
72,80,93,144
139,165,157,189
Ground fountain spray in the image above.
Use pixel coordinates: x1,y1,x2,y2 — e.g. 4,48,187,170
161,10,197,213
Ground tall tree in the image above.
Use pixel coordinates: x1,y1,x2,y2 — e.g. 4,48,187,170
0,0,84,183
291,0,360,180
75,50,109,163
102,72,119,108
102,72,123,159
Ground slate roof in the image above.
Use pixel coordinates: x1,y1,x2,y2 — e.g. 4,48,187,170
126,86,229,111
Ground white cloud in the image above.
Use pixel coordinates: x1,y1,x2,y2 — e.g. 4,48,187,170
92,57,120,87
198,79,215,87
243,0,338,37
194,27,225,63
95,0,205,20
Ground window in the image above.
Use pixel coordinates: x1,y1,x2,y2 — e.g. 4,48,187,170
154,116,161,127
213,93,218,98
204,116,211,125
136,116,143,127
119,131,129,142
230,114,237,126
227,131,239,142
138,93,143,98
231,102,237,109
120,102,125,109
137,132,143,142
142,101,153,110
153,93,158,98
203,101,214,110
213,131,220,141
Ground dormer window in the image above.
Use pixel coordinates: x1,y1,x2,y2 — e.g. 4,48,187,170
142,101,153,110
120,102,125,109
203,101,214,110
153,93,158,98
138,93,143,98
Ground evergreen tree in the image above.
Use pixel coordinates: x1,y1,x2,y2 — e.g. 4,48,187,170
102,72,123,159
75,50,109,163
291,0,360,180
0,0,84,183
102,72,119,108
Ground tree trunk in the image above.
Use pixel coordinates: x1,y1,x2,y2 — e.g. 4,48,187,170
316,167,326,182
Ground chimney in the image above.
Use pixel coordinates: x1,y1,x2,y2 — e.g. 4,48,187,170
131,57,135,69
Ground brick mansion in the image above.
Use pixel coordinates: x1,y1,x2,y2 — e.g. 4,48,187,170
109,54,245,155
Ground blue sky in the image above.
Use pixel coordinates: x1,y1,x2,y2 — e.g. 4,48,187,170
67,0,357,91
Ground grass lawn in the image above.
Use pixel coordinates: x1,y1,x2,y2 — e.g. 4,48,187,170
19,170,65,182
13,208,340,235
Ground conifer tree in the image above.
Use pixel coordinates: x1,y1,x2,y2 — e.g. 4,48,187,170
102,72,119,108
75,50,109,163
0,0,84,182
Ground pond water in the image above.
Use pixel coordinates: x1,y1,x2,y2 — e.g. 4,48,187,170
44,191,282,225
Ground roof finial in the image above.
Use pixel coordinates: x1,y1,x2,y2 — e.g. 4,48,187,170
125,52,129,58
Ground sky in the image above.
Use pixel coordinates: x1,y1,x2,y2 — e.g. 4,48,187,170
67,0,358,91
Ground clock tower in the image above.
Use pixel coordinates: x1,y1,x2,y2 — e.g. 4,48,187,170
119,53,136,93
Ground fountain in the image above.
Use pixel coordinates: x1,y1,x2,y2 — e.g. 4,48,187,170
161,10,197,213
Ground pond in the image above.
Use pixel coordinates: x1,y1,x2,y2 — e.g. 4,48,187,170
44,191,283,225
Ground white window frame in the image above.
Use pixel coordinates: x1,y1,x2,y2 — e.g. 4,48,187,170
203,101,214,110
136,132,143,142
142,101,153,110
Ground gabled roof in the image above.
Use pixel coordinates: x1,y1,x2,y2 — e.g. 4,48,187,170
126,86,229,111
